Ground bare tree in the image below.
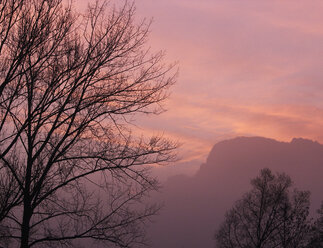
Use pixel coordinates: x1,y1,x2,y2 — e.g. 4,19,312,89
0,0,177,247
215,168,311,248
307,202,323,248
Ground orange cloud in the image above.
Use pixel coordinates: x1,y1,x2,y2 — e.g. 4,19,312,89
136,94,323,164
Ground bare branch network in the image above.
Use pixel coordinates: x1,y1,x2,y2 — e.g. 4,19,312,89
215,169,313,248
0,0,177,247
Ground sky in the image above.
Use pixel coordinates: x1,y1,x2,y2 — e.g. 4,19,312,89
79,0,323,176
132,0,323,172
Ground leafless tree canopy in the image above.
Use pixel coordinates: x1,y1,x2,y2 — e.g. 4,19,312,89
215,168,312,248
307,202,323,248
0,0,176,247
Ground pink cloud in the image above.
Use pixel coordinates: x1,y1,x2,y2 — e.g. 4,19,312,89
75,1,323,166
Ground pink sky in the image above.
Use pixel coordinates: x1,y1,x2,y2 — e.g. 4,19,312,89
78,1,323,174
132,0,323,167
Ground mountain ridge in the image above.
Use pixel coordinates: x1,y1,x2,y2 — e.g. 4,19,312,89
149,136,323,248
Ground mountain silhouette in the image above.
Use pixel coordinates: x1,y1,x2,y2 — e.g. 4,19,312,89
148,136,323,248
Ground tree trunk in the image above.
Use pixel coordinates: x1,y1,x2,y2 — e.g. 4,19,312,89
20,200,32,248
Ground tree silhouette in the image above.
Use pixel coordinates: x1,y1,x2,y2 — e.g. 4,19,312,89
215,168,311,248
0,0,176,247
307,202,323,248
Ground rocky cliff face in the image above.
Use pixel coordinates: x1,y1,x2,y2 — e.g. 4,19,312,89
148,137,323,248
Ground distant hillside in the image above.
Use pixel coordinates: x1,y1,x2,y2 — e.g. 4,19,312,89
148,136,323,248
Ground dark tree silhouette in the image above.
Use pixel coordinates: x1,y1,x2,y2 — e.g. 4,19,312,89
215,168,311,248
0,0,176,247
307,202,323,248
